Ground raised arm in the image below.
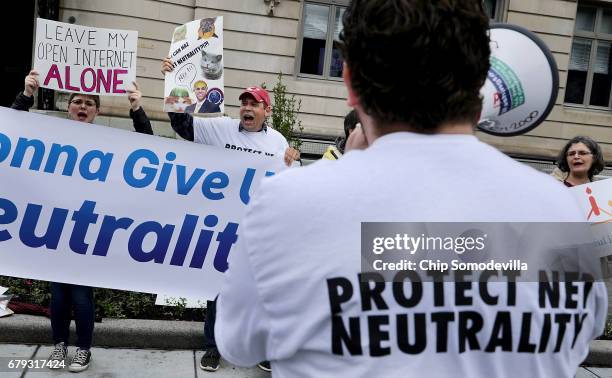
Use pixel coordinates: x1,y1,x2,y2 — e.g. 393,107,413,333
11,70,39,111
127,81,154,135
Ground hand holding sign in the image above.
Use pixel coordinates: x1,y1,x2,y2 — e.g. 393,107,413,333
127,81,142,111
161,56,173,75
24,70,40,97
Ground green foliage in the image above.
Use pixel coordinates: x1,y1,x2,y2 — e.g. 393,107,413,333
605,317,612,339
0,276,205,321
267,72,303,149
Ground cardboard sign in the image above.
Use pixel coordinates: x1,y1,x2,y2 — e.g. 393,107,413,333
163,18,224,114
34,18,138,96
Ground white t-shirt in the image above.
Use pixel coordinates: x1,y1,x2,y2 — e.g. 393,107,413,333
216,132,608,377
193,116,288,157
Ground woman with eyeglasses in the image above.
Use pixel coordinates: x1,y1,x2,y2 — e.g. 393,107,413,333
10,70,153,373
555,136,605,187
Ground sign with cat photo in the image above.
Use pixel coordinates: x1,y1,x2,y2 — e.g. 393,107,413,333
33,18,138,96
163,17,224,114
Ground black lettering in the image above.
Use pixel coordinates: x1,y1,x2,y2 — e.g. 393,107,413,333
572,313,588,348
359,273,388,311
553,313,571,352
458,311,483,353
539,271,560,308
397,313,426,354
485,311,512,352
431,312,455,352
327,277,353,314
538,313,551,353
331,315,362,355
517,313,537,353
392,270,422,308
564,272,579,309
368,315,390,357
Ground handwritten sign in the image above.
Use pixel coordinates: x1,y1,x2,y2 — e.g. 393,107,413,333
34,18,138,96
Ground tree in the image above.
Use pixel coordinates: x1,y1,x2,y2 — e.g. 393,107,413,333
267,72,303,149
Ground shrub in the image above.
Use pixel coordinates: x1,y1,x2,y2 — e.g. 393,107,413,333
0,276,205,321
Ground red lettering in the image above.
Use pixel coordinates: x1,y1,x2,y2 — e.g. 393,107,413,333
64,66,79,91
112,69,128,93
43,64,63,89
80,68,96,93
97,69,112,93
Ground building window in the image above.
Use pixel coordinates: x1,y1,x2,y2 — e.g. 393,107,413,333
565,4,612,108
298,1,347,80
483,0,505,21
297,1,502,81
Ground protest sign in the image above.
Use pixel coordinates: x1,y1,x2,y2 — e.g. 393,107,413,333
569,179,612,260
34,18,138,96
163,17,224,114
0,106,285,300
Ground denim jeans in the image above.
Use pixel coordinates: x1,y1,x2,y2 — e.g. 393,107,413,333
50,283,95,349
203,298,217,348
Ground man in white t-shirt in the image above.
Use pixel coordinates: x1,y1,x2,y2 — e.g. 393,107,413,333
215,1,608,377
162,57,300,372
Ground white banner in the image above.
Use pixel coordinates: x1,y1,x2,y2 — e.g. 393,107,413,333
34,18,138,96
163,17,224,114
569,178,612,258
0,107,285,300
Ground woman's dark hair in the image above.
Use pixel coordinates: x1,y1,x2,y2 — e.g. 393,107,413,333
556,136,605,180
337,110,360,153
339,0,490,132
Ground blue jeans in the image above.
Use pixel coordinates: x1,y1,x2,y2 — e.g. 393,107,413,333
204,298,216,348
50,283,95,349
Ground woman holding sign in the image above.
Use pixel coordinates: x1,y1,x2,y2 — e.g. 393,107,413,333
555,136,605,187
10,70,153,373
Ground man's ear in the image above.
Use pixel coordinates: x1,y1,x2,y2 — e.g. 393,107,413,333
265,105,272,117
343,63,359,107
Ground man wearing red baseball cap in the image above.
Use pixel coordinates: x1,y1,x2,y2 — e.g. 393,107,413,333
161,58,299,373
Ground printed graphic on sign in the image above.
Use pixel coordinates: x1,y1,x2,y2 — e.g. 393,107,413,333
488,56,525,115
163,18,224,114
477,24,558,136
569,179,612,258
34,18,138,96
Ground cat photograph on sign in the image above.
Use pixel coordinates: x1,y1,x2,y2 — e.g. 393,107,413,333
163,17,224,114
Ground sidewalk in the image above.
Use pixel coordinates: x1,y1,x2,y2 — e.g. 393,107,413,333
0,343,268,377
1,343,611,377
1,313,611,376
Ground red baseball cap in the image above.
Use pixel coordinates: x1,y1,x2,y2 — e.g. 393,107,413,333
239,86,271,107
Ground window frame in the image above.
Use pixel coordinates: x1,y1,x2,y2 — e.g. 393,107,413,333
565,3,612,110
485,0,506,22
295,0,349,82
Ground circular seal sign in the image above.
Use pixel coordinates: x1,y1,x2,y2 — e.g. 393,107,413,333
207,88,224,106
477,24,559,137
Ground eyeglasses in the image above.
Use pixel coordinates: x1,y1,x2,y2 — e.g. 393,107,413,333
70,99,97,107
194,87,207,91
566,151,592,157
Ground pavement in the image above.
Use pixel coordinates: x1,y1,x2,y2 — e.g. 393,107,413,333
0,343,269,377
0,314,611,377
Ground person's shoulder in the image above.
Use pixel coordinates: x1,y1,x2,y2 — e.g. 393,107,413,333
194,115,236,127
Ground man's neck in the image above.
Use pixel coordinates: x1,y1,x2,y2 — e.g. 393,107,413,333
366,121,474,143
